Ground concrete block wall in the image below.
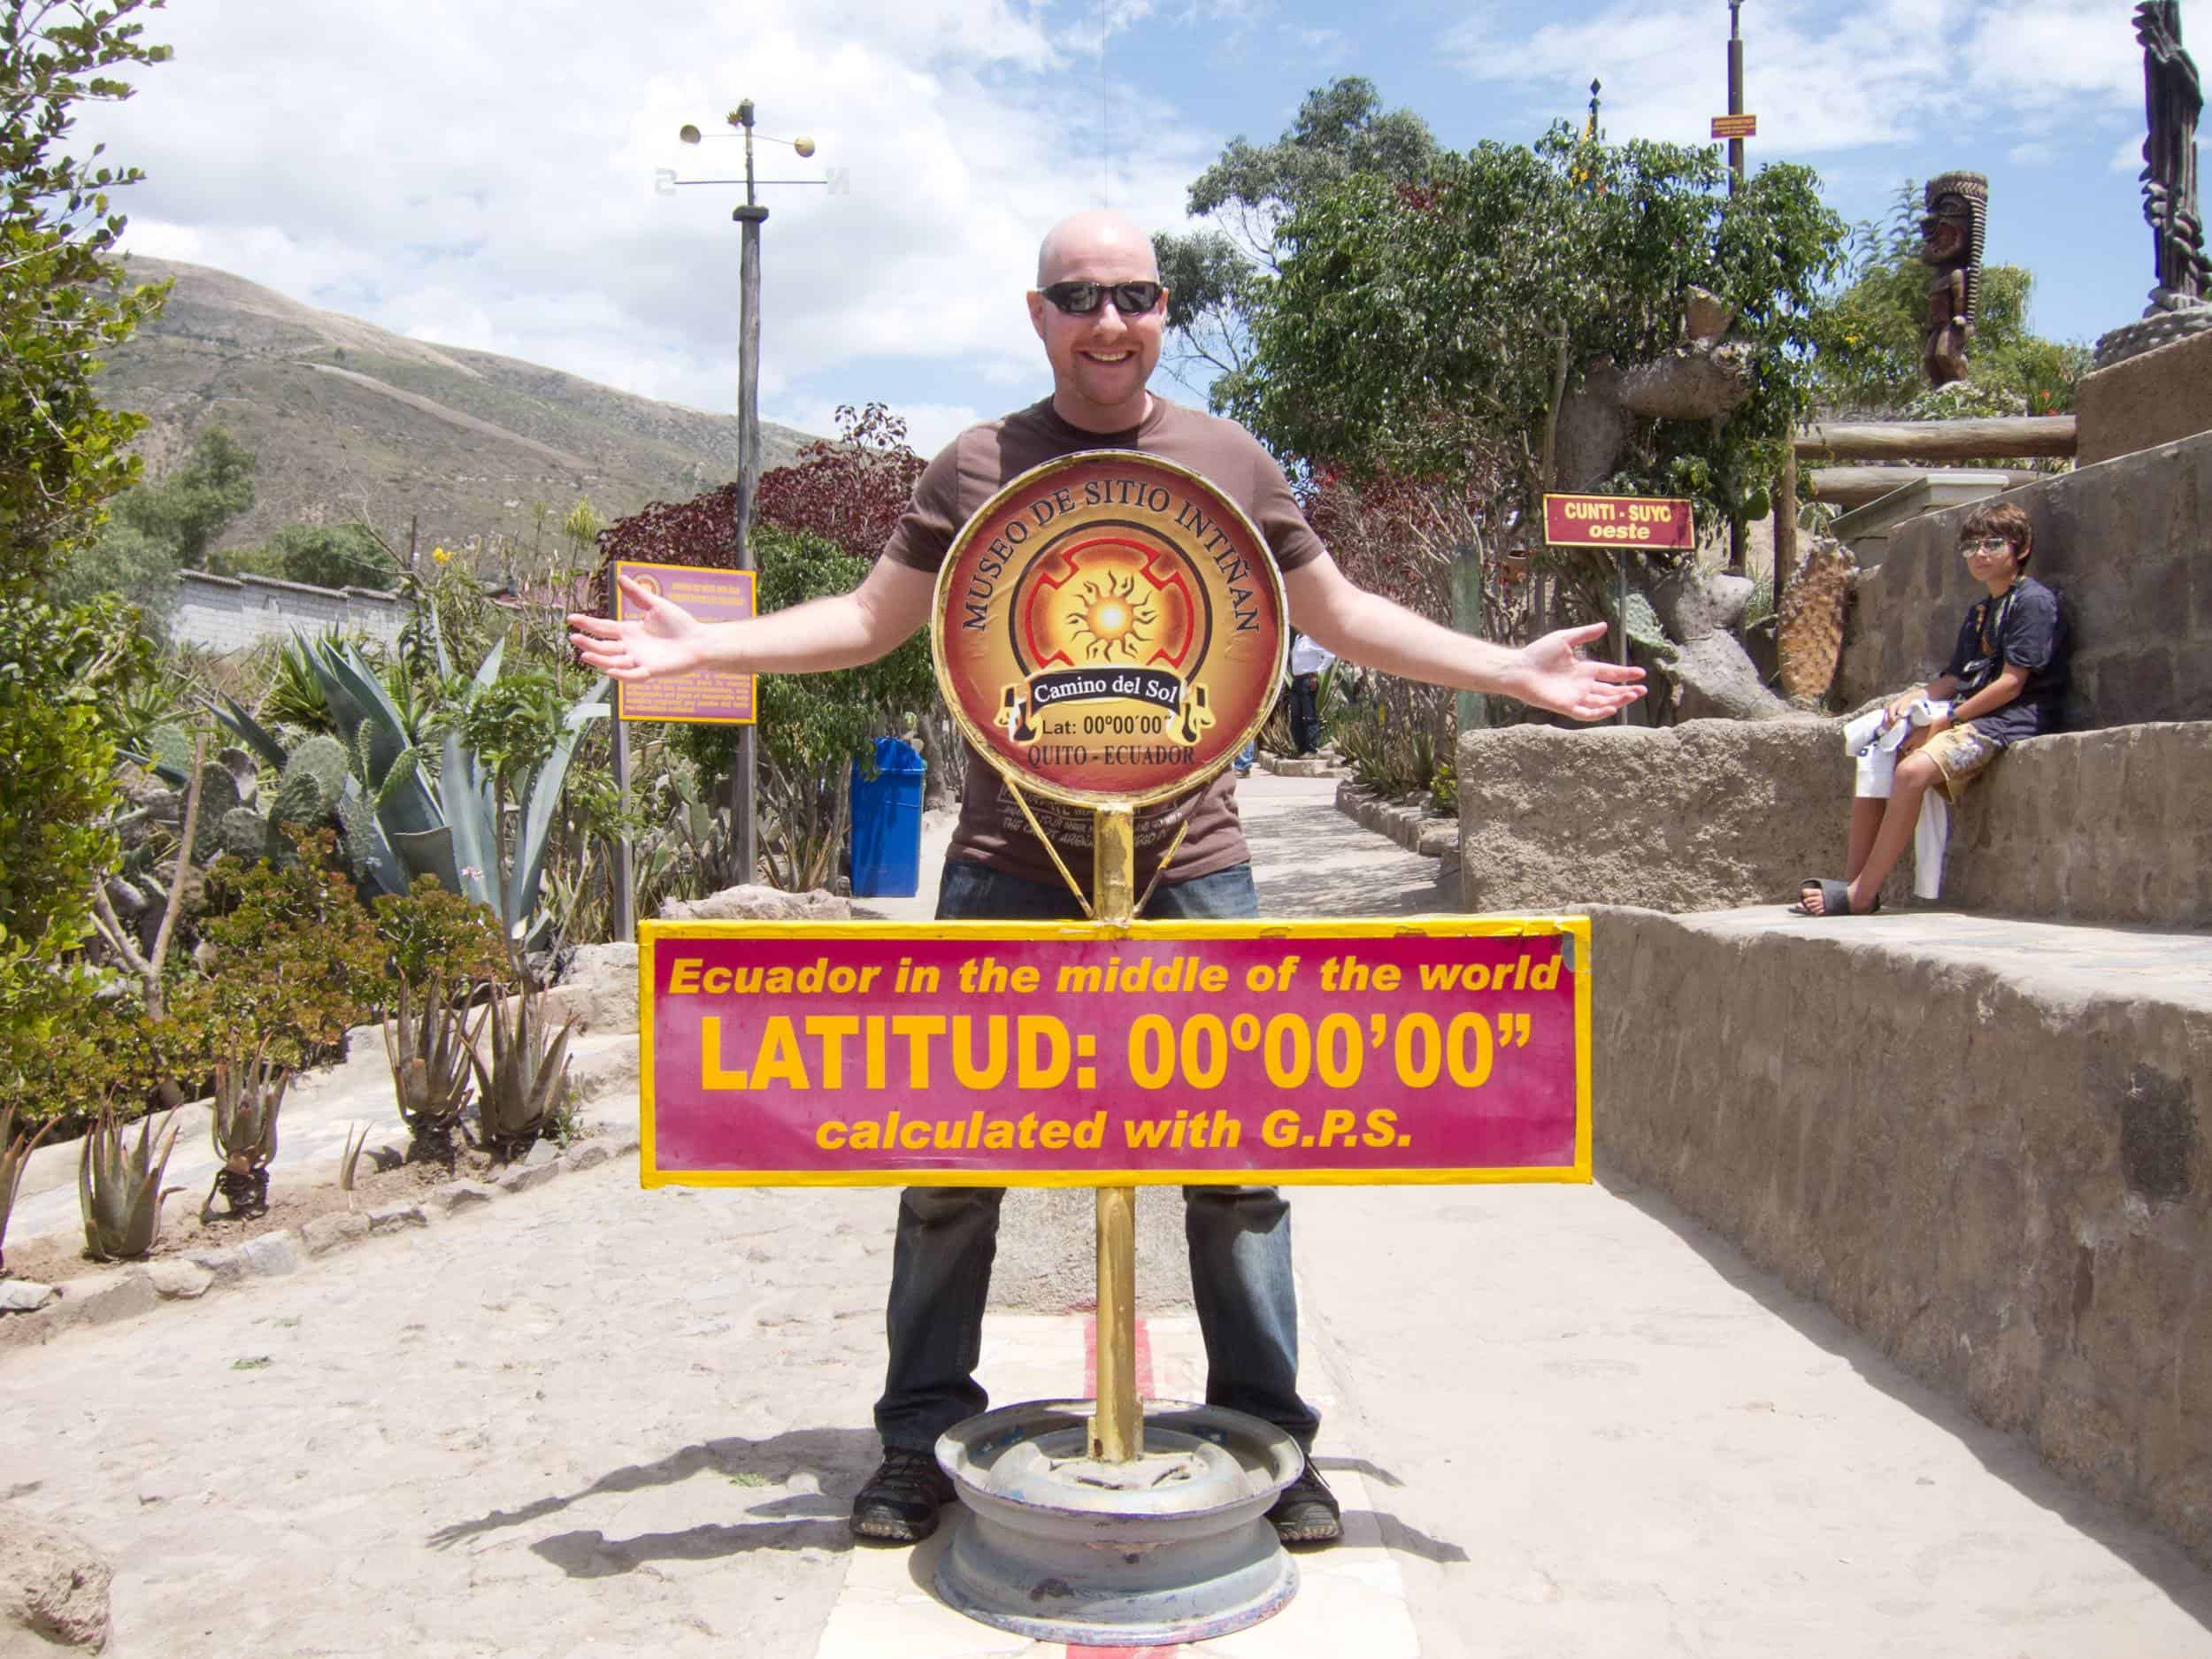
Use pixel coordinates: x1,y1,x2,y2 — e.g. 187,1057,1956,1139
1455,718,2212,931
1838,428,2212,730
172,571,410,654
1593,905,2212,1568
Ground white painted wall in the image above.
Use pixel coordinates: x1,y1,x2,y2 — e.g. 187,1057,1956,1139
172,571,410,653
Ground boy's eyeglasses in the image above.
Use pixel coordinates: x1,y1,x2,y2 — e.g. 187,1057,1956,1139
1039,280,1164,316
1958,537,2015,557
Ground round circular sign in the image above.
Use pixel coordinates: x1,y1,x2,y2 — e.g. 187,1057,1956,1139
932,451,1288,810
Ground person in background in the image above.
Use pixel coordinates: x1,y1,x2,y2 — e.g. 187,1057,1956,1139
1287,630,1335,756
1792,500,2065,918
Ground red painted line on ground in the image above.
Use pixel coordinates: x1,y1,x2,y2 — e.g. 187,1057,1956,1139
1071,1317,1170,1656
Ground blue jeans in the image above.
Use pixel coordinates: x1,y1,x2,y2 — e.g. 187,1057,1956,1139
872,860,1319,1453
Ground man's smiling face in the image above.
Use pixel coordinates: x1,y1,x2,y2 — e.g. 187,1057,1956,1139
1027,211,1166,434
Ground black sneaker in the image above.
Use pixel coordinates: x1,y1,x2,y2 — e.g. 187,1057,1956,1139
1266,1458,1343,1546
849,1447,957,1545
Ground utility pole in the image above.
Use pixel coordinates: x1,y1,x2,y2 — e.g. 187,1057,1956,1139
1726,1,1748,576
730,98,767,889
1726,2,1746,195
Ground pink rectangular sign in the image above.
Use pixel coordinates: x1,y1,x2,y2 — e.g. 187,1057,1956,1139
640,919,1591,1187
612,560,757,724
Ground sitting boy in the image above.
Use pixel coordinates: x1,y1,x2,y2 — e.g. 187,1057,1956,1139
1794,500,2066,918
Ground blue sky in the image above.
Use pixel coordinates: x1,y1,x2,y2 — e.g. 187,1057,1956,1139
89,0,2167,459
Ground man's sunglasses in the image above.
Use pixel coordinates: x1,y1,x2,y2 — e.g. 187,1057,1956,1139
1039,280,1164,316
1958,536,2016,557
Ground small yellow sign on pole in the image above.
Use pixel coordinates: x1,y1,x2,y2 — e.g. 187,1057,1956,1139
1710,114,1758,139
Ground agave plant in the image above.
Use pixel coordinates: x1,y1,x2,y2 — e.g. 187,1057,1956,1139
338,1122,372,1210
205,1048,290,1219
79,1108,184,1263
210,621,607,941
470,983,578,1160
384,979,480,1162
2,1108,54,1276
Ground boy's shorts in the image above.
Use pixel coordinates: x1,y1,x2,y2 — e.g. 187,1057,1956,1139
1918,722,2004,802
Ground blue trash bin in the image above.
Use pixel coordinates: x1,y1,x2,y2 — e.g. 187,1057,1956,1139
849,736,928,897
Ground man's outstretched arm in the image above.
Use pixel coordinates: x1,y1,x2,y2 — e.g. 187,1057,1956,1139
1283,553,1646,724
567,558,937,681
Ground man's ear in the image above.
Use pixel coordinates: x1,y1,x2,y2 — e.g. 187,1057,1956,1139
1026,290,1047,340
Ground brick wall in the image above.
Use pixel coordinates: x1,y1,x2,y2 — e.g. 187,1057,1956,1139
1837,428,2212,729
172,571,410,654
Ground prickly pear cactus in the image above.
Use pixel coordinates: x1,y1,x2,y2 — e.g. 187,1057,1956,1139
1776,534,1856,705
147,724,195,781
188,764,245,864
274,734,349,826
336,785,385,890
215,806,275,864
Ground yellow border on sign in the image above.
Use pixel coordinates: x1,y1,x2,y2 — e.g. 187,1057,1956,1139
613,561,758,726
928,450,1288,812
1539,492,1696,550
636,915,1592,1189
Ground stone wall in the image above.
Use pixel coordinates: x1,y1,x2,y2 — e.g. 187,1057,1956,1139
1593,904,2212,1568
172,571,410,654
2076,327,2212,467
1456,718,2212,930
1457,719,1847,916
1837,429,2212,730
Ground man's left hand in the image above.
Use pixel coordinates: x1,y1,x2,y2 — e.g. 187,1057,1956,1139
1508,624,1647,722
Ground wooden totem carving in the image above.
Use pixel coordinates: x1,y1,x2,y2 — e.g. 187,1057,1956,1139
1918,171,1988,387
2135,1,2210,313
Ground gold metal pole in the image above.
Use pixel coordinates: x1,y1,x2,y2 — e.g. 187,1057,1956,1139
1090,806,1141,1463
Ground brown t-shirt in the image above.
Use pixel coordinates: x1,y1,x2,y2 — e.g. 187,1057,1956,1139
883,396,1327,893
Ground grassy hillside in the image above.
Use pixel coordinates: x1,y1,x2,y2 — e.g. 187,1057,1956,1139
99,257,813,560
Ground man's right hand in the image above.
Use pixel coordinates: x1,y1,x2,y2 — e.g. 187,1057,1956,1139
567,574,710,682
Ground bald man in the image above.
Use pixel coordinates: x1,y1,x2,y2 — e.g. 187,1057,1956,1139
571,210,1643,1549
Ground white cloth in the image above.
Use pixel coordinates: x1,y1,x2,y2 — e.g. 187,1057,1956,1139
1844,700,1955,899
1288,635,1334,677
1847,699,1951,799
1914,789,1949,901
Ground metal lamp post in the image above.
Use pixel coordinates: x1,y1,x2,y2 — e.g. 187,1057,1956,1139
626,103,822,908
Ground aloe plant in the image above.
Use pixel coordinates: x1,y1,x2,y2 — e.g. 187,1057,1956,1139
205,1050,289,1218
384,980,480,1161
2,1108,53,1276
470,983,578,1160
79,1108,183,1263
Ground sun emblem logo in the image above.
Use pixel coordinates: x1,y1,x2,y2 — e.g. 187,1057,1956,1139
1066,573,1157,662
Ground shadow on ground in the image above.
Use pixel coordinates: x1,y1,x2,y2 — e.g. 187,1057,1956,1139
427,1425,879,1572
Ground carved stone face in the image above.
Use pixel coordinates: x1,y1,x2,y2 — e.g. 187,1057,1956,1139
1919,193,1973,264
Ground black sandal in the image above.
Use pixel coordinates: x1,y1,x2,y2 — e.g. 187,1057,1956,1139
1787,878,1879,918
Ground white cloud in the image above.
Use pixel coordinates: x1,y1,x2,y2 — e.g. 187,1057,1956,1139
81,0,1217,428
1441,0,2145,155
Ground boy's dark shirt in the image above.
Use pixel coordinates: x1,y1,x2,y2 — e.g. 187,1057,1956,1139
1940,573,2066,745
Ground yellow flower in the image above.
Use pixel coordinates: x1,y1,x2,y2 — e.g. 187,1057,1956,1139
432,546,450,565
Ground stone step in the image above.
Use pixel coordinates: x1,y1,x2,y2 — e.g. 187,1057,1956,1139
1455,717,2212,930
1592,902,2212,1571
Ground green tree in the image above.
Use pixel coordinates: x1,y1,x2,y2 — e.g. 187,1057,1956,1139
47,425,260,618
0,593,156,1083
1806,182,2089,417
112,424,255,565
1,0,171,588
259,520,394,590
1153,77,1440,406
2,1,171,1088
1232,124,1846,537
